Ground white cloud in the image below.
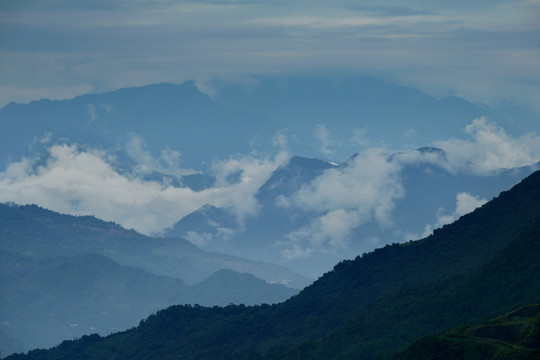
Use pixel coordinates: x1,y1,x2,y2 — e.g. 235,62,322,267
211,150,289,225
417,192,488,239
272,130,290,150
435,118,540,174
0,143,288,236
279,148,405,258
123,133,193,176
315,124,335,156
350,127,370,147
87,103,97,122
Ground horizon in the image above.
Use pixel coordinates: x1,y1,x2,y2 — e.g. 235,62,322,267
1,1,539,114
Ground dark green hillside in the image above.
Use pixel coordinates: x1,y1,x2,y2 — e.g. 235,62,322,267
6,170,540,359
262,217,540,359
394,304,540,360
271,167,540,337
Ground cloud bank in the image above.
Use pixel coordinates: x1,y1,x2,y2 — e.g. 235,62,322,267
276,118,540,258
435,118,540,174
279,148,405,258
0,143,288,235
0,118,538,260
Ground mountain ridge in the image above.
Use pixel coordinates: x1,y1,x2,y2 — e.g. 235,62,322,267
7,169,540,359
0,249,297,356
0,202,310,288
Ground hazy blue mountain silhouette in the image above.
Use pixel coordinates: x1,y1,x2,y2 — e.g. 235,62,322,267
0,249,297,356
0,74,522,170
0,203,309,288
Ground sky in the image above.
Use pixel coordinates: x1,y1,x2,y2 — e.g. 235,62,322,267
0,0,539,113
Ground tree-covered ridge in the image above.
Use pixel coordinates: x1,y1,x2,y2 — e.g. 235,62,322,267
394,304,540,360
5,170,540,359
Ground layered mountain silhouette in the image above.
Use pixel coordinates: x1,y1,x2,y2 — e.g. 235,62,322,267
6,169,540,360
0,203,303,356
2,75,538,279
0,203,309,287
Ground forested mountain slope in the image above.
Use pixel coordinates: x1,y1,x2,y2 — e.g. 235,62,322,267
6,170,540,359
395,304,540,360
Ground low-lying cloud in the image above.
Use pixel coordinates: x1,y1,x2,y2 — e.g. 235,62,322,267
0,118,539,260
280,148,405,258
414,192,488,240
277,118,540,258
0,143,288,235
435,118,540,174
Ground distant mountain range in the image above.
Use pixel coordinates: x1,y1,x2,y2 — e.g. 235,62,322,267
6,168,540,359
1,74,538,279
1,74,539,358
2,74,535,170
0,203,303,356
0,75,540,169
165,152,538,276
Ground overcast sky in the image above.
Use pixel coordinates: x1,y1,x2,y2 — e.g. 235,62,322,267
1,0,539,112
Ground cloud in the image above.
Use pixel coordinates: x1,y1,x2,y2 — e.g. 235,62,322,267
279,148,405,258
0,143,288,236
87,103,97,122
415,192,488,239
435,118,540,174
211,150,289,225
123,133,193,176
315,124,335,156
272,130,290,150
277,118,540,258
2,0,539,114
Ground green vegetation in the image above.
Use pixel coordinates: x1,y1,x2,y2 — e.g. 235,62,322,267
395,304,540,360
0,206,299,355
4,170,540,360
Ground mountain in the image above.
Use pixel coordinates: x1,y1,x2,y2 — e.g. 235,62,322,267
165,152,537,277
164,156,338,263
7,169,540,360
2,75,537,279
394,304,540,360
0,202,308,355
0,74,524,171
182,269,297,307
0,203,311,288
0,81,276,169
0,251,188,355
0,249,297,356
213,75,509,157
